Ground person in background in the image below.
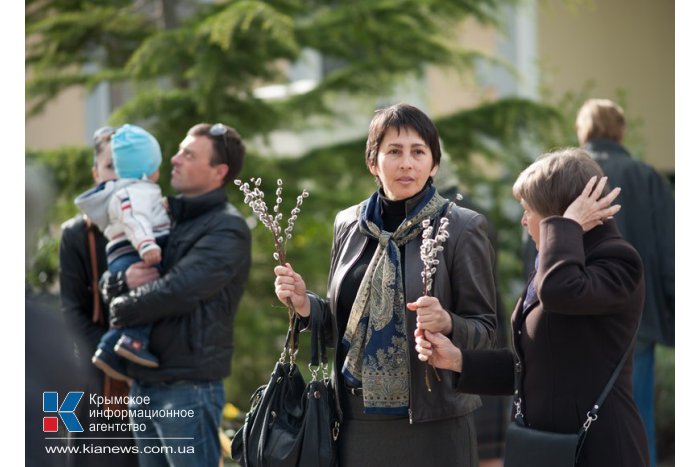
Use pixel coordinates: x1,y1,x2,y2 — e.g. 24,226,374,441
416,148,650,467
433,152,509,467
274,103,497,466
75,124,170,378
575,98,674,467
102,122,252,467
58,127,137,466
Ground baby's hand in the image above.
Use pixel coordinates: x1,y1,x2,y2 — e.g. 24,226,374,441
142,249,161,266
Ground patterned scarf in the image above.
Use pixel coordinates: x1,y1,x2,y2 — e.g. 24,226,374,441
523,255,539,309
341,185,447,414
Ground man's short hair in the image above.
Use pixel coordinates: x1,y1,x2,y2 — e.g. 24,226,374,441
188,123,246,185
512,148,607,217
576,98,626,144
93,126,116,165
365,103,442,174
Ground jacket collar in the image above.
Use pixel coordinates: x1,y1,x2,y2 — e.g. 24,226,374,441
168,187,228,223
583,138,631,160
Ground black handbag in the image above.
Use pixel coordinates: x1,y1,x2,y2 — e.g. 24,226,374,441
504,417,584,467
231,312,340,467
298,309,340,466
503,327,638,467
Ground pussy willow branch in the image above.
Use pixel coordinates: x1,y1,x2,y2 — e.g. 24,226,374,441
234,178,309,339
418,198,459,391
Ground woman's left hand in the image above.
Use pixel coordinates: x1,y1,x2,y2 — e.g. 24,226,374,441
563,176,622,232
407,296,452,334
413,329,462,372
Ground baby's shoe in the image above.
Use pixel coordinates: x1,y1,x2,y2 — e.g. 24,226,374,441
114,335,159,368
92,348,131,382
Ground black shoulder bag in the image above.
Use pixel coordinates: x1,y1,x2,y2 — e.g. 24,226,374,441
503,329,638,467
231,312,340,467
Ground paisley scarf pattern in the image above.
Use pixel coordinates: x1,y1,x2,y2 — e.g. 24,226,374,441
341,185,447,413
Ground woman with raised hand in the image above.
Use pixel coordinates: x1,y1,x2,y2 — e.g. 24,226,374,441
415,148,650,467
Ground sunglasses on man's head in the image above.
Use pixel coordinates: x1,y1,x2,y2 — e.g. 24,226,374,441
209,123,229,151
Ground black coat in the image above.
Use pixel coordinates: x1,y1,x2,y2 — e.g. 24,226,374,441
107,187,251,383
457,217,649,467
58,217,138,465
584,138,674,346
59,215,109,360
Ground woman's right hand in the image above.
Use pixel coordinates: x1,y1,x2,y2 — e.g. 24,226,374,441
563,175,622,232
273,263,311,317
414,329,463,373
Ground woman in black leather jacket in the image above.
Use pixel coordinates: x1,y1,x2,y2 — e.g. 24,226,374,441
274,103,497,466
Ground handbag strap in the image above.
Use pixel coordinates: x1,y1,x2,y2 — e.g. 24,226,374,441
584,322,639,427
514,319,640,433
309,307,329,380
84,216,104,325
281,313,302,364
281,309,328,377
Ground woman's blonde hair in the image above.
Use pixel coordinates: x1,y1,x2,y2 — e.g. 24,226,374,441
512,148,606,217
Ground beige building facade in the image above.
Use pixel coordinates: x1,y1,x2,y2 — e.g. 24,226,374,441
425,0,674,173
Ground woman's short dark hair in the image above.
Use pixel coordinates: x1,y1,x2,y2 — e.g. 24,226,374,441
512,148,607,217
365,103,441,172
188,123,245,185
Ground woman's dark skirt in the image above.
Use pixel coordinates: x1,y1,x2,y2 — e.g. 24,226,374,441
338,386,478,466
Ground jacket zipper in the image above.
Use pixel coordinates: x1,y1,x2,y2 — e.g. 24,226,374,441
512,294,527,422
408,347,414,424
408,286,415,425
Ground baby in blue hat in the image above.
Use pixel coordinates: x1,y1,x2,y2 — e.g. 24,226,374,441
75,124,170,380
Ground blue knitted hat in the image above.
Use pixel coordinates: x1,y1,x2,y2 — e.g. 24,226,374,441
111,124,162,179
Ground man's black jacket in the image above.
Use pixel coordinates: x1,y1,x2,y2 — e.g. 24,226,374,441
584,138,674,346
104,187,252,383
